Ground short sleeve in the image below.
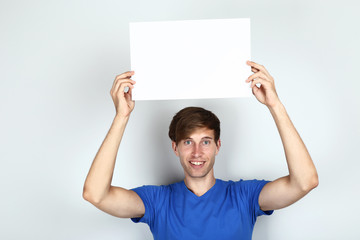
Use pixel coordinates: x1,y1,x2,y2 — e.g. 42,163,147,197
130,185,166,230
236,179,274,224
251,180,274,217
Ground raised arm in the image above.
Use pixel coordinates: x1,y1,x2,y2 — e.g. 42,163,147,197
245,61,319,211
82,71,145,218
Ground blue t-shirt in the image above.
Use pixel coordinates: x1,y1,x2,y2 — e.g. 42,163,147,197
131,179,273,240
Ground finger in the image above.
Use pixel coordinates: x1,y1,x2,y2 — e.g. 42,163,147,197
112,79,136,95
127,84,133,95
250,77,271,89
251,67,259,73
117,82,135,97
246,71,268,83
252,84,260,95
112,71,135,89
114,81,135,97
115,71,135,80
124,85,134,102
246,61,270,76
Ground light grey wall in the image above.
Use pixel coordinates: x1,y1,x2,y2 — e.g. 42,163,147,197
1,0,359,239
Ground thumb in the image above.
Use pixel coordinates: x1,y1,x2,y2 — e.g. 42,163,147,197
252,85,260,95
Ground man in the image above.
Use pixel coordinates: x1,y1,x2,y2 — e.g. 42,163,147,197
83,61,319,239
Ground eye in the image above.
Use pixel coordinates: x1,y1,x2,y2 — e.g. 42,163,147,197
184,140,192,145
203,140,211,145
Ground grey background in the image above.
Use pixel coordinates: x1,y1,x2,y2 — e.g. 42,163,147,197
1,0,359,239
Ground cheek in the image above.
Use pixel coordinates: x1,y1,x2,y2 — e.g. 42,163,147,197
178,146,190,153
205,147,218,156
176,148,186,158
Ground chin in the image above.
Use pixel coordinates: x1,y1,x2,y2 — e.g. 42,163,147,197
187,170,211,179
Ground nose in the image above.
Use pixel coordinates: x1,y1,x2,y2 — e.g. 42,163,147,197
191,144,202,158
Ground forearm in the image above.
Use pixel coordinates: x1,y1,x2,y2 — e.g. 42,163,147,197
269,102,318,191
83,114,130,203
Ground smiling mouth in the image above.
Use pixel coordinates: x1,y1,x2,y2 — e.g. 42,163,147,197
190,161,204,166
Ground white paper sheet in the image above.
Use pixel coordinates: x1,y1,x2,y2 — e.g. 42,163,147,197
129,18,251,100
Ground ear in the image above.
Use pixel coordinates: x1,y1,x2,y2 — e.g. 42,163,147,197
172,141,179,156
215,139,221,155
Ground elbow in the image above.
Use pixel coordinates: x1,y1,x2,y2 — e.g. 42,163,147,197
311,174,319,190
301,174,319,193
82,189,91,202
82,187,103,205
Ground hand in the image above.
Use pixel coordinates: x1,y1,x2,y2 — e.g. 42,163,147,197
246,61,280,108
110,71,136,117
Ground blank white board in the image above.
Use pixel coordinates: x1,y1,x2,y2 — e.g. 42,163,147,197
129,18,252,100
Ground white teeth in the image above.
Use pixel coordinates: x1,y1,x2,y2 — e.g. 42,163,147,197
190,162,204,166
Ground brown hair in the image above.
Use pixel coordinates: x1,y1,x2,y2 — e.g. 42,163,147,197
168,107,220,145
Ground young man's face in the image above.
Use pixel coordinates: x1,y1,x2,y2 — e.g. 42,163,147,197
172,127,221,180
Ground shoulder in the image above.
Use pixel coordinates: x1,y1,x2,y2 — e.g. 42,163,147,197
131,181,182,200
234,179,270,187
219,179,270,194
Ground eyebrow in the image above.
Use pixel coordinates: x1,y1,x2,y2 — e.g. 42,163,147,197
202,137,213,140
185,136,213,140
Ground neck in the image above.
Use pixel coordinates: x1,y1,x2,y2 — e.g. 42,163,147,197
184,171,216,197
